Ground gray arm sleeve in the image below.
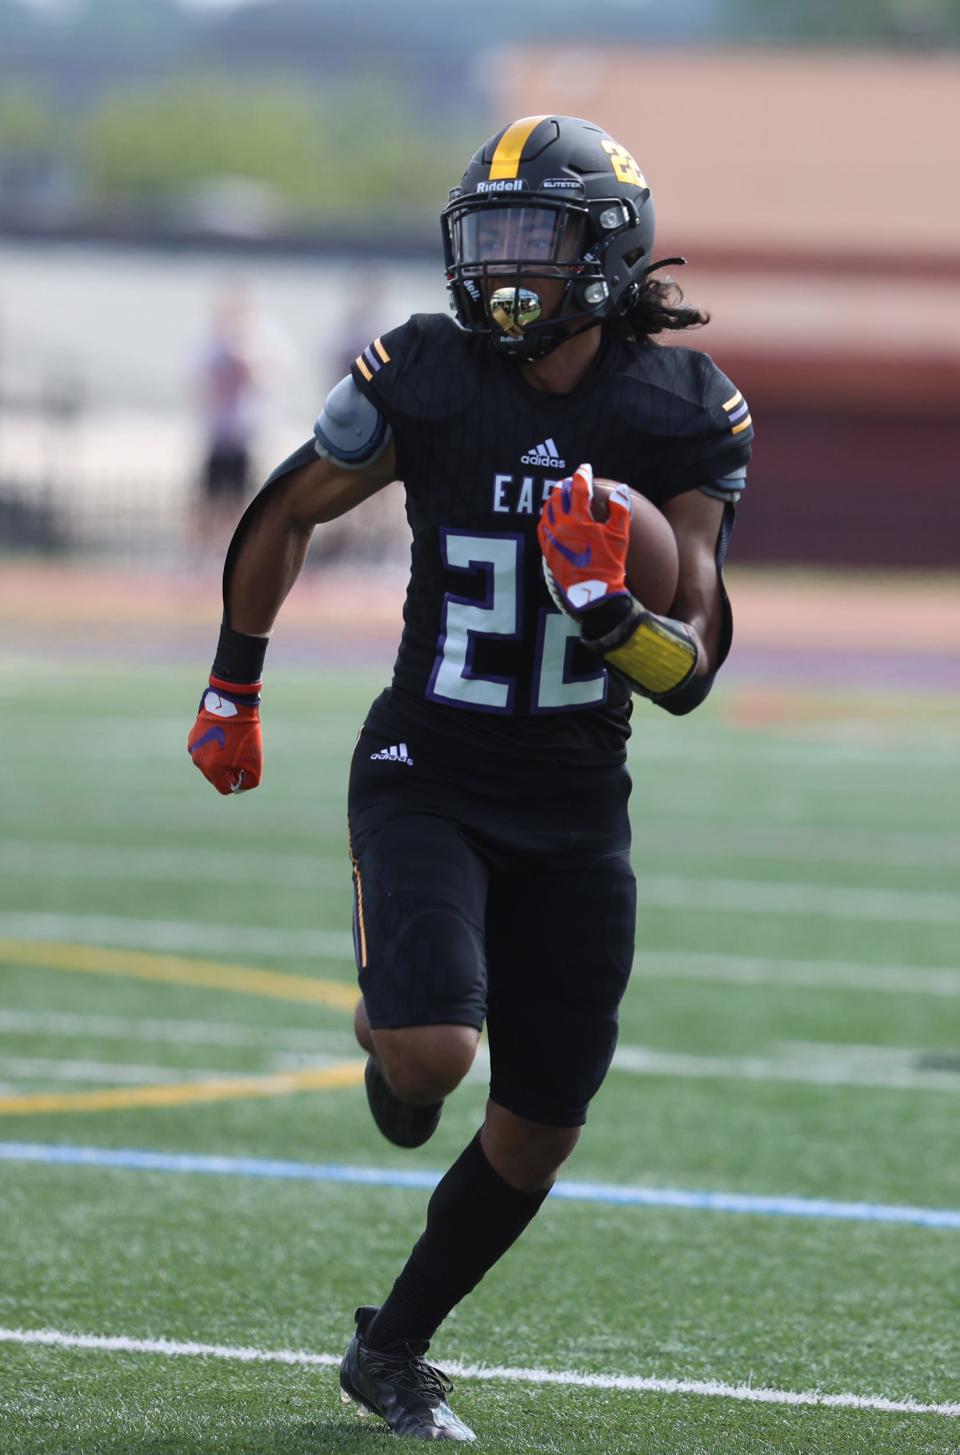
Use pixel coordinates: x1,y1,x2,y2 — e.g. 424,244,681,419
313,374,392,470
699,467,747,504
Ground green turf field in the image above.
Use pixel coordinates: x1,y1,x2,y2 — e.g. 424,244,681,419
1,656,959,1454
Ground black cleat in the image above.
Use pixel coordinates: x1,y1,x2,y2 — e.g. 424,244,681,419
339,1305,476,1442
364,1056,443,1149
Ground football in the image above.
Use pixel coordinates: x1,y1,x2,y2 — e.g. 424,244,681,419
592,480,680,615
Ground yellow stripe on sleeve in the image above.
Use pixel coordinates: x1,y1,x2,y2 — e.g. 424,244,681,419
355,353,373,382
373,337,390,365
731,414,753,435
489,115,548,180
722,391,743,413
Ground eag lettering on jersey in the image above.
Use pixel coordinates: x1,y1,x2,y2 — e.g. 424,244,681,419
492,474,565,516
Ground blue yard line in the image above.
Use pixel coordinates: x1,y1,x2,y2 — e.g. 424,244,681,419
1,1141,959,1229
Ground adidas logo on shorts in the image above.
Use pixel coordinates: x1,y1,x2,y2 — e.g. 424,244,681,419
370,743,414,766
520,437,566,469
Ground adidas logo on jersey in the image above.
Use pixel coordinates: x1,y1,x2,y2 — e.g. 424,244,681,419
370,743,414,766
521,437,566,469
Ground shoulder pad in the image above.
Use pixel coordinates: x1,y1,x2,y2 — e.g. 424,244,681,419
613,345,753,499
314,374,391,469
351,313,480,423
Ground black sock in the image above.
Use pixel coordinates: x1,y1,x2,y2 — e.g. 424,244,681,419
365,1131,549,1349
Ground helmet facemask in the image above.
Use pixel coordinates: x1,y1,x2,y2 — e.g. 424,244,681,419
443,198,615,363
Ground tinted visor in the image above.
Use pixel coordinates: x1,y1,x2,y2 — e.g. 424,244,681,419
453,205,585,268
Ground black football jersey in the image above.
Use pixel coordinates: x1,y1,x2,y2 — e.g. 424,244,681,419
352,314,752,766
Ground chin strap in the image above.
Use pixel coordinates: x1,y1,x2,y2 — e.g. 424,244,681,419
641,256,687,277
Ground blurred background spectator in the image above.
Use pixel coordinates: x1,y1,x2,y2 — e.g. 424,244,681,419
194,283,261,551
191,279,301,556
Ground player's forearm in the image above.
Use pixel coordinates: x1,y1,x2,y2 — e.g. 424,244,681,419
650,574,727,714
222,446,391,635
214,438,396,681
225,479,313,636
580,596,699,693
670,573,723,675
579,583,726,715
650,491,731,711
204,459,320,688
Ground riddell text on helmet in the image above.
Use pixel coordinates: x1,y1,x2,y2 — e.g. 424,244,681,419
476,179,529,192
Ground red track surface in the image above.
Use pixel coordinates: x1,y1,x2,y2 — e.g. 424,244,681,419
2,560,958,692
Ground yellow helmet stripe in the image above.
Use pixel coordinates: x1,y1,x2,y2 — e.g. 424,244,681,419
489,115,548,180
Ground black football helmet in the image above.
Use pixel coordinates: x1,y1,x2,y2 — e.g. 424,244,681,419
442,114,657,363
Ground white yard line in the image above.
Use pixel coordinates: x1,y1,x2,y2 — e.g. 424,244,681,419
0,1053,351,1085
0,913,354,960
632,876,960,923
0,1056,235,1085
0,1024,953,1097
2,915,957,988
1,869,957,978
3,829,958,887
0,1018,953,1096
2,916,957,999
631,950,960,998
610,1045,960,1093
0,1008,354,1053
0,842,347,888
0,1326,956,1418
640,822,960,869
7,832,960,884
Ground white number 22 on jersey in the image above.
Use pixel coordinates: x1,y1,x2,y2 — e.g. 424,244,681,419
427,531,607,714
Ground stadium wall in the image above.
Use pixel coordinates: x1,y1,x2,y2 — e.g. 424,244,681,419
490,48,960,569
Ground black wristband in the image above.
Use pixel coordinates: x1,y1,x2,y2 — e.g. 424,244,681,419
211,619,268,684
578,593,642,652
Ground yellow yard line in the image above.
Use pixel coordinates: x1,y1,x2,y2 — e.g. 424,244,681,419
0,1060,366,1116
0,939,358,1011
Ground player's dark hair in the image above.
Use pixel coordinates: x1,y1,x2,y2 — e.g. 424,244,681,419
610,274,709,345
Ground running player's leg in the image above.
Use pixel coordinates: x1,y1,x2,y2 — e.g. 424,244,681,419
482,843,637,1178
349,798,487,1122
343,766,507,1438
358,838,636,1353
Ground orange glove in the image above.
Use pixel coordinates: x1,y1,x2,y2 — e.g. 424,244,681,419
187,676,262,795
537,463,632,617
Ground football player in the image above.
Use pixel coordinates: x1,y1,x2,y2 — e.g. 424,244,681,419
188,115,753,1442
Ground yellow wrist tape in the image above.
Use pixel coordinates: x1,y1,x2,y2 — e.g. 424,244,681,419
603,612,699,697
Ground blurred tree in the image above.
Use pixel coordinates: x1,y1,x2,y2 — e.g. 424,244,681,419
0,86,57,159
82,77,317,206
79,74,474,218
730,0,960,41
